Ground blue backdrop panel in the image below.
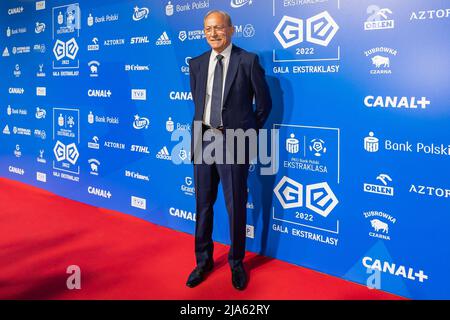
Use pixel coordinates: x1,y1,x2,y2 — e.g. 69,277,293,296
0,0,449,299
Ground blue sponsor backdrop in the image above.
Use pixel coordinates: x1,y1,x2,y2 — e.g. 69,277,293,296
0,0,449,299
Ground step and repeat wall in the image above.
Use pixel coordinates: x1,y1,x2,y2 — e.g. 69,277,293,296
1,0,449,299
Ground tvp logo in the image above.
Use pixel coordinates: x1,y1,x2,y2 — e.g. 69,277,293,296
274,176,338,218
274,11,339,48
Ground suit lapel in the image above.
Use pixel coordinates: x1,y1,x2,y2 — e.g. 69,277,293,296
198,51,211,116
223,46,240,105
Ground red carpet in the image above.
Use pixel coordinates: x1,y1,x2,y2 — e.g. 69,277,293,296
0,177,404,300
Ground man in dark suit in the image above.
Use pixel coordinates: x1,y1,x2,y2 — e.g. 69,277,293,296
186,10,272,290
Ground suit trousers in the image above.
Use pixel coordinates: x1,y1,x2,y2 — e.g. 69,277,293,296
193,127,250,269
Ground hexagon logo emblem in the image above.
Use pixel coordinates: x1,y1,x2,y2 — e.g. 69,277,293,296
65,38,79,60
273,176,303,209
305,182,338,217
53,140,66,162
274,16,304,49
53,39,65,61
306,11,339,47
66,143,79,165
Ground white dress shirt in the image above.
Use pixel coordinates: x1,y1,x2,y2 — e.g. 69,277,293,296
203,43,233,127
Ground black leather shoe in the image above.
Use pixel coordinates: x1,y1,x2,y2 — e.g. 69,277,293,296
186,262,214,288
231,264,247,290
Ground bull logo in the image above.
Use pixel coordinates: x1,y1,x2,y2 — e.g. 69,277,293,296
371,55,390,68
370,219,389,233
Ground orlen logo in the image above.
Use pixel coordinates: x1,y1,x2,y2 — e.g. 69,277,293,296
231,0,252,8
274,11,339,48
132,6,149,21
53,38,79,60
88,186,112,199
362,257,428,283
273,176,338,218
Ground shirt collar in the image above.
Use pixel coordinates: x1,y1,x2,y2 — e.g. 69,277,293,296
212,43,232,61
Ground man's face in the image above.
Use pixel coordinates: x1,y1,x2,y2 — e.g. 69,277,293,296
204,13,234,53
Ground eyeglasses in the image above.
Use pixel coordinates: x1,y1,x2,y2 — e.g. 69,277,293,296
204,25,227,34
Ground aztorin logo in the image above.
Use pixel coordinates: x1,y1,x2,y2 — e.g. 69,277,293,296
273,176,338,218
133,6,149,21
53,141,79,165
53,38,79,60
274,11,339,49
133,115,149,129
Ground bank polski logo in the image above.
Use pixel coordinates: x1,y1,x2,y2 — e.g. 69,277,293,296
166,1,174,16
53,38,79,60
35,22,46,33
364,5,394,30
133,115,149,129
274,176,338,217
166,117,174,132
53,141,79,165
274,11,339,49
364,132,379,152
133,6,149,21
231,0,253,8
286,134,299,153
309,139,326,156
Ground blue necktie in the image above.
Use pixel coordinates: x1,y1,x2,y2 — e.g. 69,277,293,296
210,54,224,128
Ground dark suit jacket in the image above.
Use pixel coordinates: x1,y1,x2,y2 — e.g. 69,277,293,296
189,45,272,161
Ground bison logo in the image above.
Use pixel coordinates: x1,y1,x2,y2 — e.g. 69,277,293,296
370,219,389,233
